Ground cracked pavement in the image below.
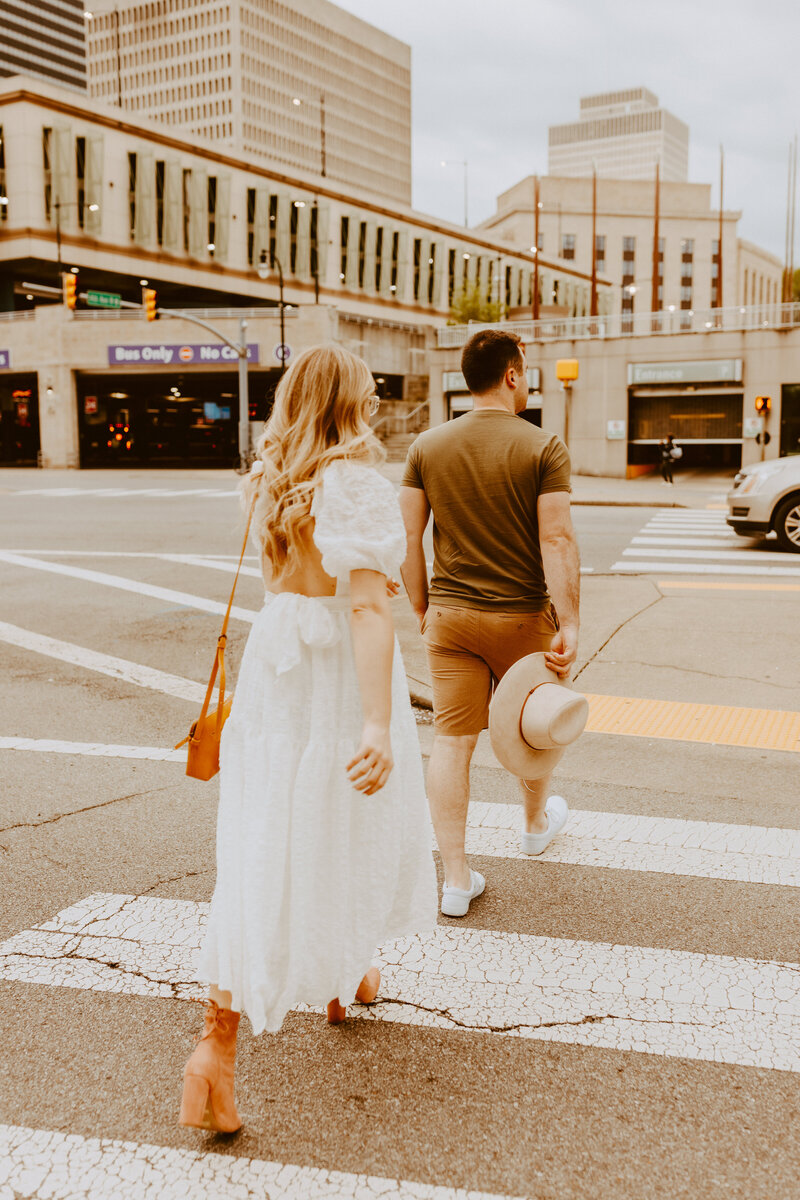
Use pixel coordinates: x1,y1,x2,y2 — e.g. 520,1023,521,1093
1,475,800,1200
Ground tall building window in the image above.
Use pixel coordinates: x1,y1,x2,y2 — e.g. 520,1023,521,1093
310,203,319,286
128,152,137,239
289,200,299,273
339,216,349,281
207,176,217,256
182,168,191,252
448,247,456,304
374,226,383,290
621,236,636,315
711,237,720,306
268,195,277,263
390,231,399,292
0,127,7,222
680,237,694,309
428,244,437,304
43,128,52,221
156,160,165,246
246,187,256,265
413,237,421,300
76,137,86,228
595,235,606,274
562,233,575,260
357,221,367,288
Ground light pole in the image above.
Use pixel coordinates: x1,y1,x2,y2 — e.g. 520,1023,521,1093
532,177,542,321
258,249,286,376
441,160,469,227
54,199,99,273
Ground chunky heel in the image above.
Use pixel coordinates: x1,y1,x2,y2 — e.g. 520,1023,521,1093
179,1073,214,1130
356,967,380,1004
327,998,347,1024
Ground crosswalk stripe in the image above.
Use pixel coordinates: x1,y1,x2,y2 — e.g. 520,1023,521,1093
0,552,259,622
11,488,238,498
623,547,795,564
1,893,797,1072
465,802,800,887
2,736,796,886
632,537,743,547
659,581,800,592
0,1124,516,1200
0,621,205,704
613,561,800,577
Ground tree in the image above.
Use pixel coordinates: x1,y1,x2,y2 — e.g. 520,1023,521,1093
794,268,800,302
448,283,504,325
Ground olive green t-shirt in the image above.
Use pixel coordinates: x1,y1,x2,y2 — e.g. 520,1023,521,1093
401,410,571,612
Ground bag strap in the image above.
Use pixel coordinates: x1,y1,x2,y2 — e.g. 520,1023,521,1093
193,482,260,736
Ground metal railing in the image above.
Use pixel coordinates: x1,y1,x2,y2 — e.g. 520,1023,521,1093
437,302,800,347
0,310,35,322
71,306,296,321
372,399,429,437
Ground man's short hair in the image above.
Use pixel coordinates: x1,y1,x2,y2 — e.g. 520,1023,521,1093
460,330,524,395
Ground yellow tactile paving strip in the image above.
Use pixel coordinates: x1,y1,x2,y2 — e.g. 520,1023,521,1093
583,694,800,753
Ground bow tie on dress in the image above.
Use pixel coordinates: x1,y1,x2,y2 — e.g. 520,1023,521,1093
256,592,343,676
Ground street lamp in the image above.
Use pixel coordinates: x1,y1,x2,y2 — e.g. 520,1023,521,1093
53,199,99,273
441,159,469,228
258,248,287,376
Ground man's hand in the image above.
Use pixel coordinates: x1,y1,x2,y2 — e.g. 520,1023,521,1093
544,624,578,678
386,577,401,598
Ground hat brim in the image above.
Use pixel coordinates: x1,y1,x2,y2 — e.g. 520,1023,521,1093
488,652,575,778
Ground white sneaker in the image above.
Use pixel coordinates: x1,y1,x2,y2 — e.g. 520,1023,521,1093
521,795,569,856
440,869,486,918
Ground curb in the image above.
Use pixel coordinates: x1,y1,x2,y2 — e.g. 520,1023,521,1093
571,499,689,508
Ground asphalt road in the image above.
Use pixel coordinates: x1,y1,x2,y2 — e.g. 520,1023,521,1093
1,468,799,1200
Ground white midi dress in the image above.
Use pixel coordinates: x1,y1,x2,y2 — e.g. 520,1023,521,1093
196,460,439,1035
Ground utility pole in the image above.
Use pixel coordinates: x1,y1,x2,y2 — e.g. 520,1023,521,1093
532,175,540,322
651,160,660,316
590,165,598,318
718,145,724,312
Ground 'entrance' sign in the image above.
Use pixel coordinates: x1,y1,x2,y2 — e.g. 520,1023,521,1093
628,359,743,386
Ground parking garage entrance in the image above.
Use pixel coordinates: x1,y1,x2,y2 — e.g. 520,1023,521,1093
627,358,744,474
0,373,40,465
77,371,279,468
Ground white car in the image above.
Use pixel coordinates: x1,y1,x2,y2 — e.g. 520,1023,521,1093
727,457,800,552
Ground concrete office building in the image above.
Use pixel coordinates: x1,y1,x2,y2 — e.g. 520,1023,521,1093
84,0,412,206
480,175,782,318
549,88,689,183
1,0,87,93
434,320,800,477
0,76,607,468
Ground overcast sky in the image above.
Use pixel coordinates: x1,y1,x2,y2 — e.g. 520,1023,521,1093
336,0,797,262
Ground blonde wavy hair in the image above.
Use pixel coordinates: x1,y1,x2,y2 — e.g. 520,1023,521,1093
241,343,387,580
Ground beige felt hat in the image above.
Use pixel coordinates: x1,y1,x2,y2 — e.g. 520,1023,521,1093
488,653,589,778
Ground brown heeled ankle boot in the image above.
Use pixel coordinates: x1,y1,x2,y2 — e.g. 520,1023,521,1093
179,999,242,1132
327,968,381,1024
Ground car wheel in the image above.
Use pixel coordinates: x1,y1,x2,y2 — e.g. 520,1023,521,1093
772,496,800,553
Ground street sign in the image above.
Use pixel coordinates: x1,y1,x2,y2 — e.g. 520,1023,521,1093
86,290,122,309
607,419,626,440
743,416,763,439
0,350,10,369
274,343,292,363
107,343,260,365
84,395,98,415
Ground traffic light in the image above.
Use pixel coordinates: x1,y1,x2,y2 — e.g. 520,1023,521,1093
755,395,771,415
143,287,158,321
62,273,77,309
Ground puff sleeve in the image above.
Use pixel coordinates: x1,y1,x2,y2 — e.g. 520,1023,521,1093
311,461,407,580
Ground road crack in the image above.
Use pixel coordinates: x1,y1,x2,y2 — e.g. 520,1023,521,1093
574,580,664,683
0,783,175,835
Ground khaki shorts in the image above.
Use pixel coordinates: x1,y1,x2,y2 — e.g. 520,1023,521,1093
421,604,560,735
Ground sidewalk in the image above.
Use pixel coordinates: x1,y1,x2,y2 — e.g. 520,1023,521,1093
381,460,733,510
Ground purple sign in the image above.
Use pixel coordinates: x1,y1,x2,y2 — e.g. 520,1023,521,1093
0,350,10,370
108,343,260,366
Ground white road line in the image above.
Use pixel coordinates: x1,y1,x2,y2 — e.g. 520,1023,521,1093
1,740,795,887
622,547,796,564
0,622,205,703
465,802,800,888
2,893,799,1072
0,552,259,622
0,736,187,760
9,487,238,498
632,537,741,548
0,1125,515,1200
613,561,800,577
158,553,264,578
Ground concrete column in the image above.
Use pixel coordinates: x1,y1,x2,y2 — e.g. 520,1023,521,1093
30,307,80,468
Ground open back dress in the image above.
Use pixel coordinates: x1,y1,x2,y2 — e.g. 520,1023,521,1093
196,460,438,1034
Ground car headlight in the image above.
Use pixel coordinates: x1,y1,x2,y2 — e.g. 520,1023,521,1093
737,465,784,495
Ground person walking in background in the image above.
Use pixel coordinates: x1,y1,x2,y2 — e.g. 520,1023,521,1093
398,330,581,918
180,345,438,1133
659,433,681,485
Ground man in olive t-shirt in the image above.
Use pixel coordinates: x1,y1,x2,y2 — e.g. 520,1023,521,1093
399,330,581,918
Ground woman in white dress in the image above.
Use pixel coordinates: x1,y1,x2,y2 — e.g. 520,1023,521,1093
179,344,438,1133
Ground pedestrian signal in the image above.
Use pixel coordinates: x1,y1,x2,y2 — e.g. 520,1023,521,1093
143,288,158,321
754,395,771,415
63,274,77,309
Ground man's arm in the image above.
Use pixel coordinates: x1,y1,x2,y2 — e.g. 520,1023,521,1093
398,485,431,629
537,491,580,678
